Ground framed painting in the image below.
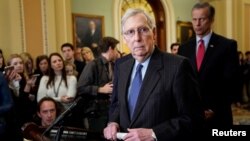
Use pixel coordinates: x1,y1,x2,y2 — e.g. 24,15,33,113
176,21,195,44
72,13,104,48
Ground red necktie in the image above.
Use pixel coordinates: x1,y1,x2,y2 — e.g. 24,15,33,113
196,39,205,71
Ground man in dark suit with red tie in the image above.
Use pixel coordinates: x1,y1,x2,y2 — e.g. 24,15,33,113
178,2,240,132
104,8,203,141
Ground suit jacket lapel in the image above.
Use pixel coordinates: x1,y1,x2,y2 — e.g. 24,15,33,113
119,57,135,121
130,48,162,124
182,38,197,69
189,40,197,68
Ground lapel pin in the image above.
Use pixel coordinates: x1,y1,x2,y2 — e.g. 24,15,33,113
210,45,214,48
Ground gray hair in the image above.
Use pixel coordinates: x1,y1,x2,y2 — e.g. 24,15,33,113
121,8,156,33
192,2,215,20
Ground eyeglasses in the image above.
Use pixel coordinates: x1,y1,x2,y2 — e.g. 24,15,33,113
123,26,151,38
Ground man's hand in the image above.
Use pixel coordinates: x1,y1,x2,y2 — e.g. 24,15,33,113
123,128,155,141
204,109,214,120
103,122,119,140
98,83,113,94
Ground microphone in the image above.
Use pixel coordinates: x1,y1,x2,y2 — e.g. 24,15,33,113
42,97,82,136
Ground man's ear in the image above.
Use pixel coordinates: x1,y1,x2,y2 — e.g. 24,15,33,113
108,46,112,50
37,112,41,118
152,28,157,41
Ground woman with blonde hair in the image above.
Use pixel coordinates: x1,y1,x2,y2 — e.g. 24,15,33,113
6,54,37,134
20,52,34,76
81,47,95,63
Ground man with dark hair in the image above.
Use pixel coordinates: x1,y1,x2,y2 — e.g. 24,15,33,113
77,36,119,133
170,43,180,55
98,37,119,53
22,97,58,141
36,97,58,127
61,43,85,79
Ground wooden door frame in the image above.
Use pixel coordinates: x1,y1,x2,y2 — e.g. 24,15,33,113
147,0,166,52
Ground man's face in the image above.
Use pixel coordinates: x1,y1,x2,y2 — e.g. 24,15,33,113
171,45,179,55
192,7,213,37
62,47,74,61
109,48,119,62
37,101,57,126
74,48,83,61
122,13,156,62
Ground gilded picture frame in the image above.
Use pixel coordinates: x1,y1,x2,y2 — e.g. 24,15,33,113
176,21,195,44
72,13,104,48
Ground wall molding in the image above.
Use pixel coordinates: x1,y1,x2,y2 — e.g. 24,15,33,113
41,0,48,54
19,0,26,52
242,0,250,52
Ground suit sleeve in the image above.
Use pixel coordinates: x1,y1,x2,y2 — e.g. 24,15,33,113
77,61,99,96
223,40,240,102
0,72,13,114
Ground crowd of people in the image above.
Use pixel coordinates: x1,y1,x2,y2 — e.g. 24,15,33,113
0,36,122,140
0,2,249,141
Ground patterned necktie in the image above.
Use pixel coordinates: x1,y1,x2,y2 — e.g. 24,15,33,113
196,39,205,71
128,64,143,119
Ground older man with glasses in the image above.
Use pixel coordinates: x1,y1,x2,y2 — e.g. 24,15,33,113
104,8,203,141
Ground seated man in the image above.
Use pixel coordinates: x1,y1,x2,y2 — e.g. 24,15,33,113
36,97,58,127
23,97,102,141
22,97,58,141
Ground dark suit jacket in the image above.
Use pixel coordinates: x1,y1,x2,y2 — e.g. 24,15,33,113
178,33,239,128
74,60,85,80
0,71,13,115
109,47,203,140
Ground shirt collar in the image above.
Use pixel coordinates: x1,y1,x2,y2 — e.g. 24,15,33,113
196,31,212,48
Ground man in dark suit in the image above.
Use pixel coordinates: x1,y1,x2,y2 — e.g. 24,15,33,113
104,8,203,141
78,37,119,132
178,2,239,131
